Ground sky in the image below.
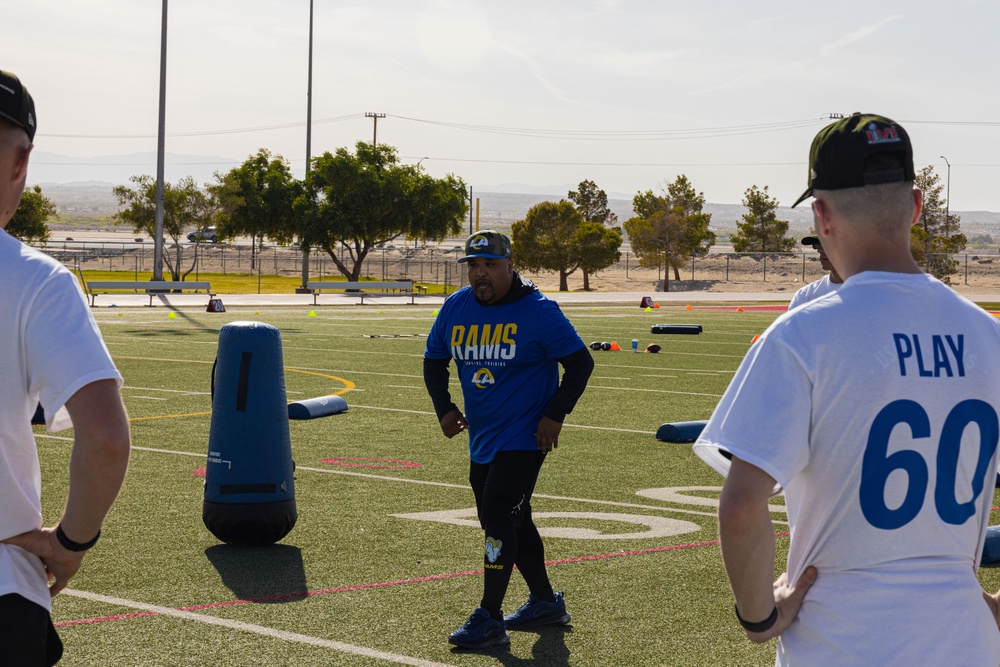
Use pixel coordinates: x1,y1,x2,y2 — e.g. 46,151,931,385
4,0,1000,210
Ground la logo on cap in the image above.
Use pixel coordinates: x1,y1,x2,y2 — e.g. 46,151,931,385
470,236,489,249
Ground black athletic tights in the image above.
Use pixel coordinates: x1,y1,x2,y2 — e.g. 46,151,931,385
470,449,556,619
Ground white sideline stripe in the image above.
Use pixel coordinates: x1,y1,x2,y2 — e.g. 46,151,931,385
61,589,455,667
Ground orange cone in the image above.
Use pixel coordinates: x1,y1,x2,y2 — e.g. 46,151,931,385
609,341,622,351
685,304,692,311
737,307,744,312
653,303,660,308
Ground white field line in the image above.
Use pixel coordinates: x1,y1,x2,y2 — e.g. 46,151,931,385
61,589,455,667
36,436,746,520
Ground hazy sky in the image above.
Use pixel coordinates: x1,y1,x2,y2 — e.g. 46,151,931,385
5,0,1000,209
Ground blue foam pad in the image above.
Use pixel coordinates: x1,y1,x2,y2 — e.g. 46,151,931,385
656,420,708,443
982,525,1000,567
287,395,349,420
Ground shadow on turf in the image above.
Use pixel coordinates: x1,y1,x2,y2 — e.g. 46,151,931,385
205,544,308,603
451,626,572,666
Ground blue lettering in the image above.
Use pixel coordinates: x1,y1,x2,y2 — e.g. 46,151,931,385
893,333,912,376
946,334,965,377
892,333,967,378
932,336,953,377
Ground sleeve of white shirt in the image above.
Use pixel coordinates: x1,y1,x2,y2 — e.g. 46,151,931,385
693,330,813,490
24,272,122,432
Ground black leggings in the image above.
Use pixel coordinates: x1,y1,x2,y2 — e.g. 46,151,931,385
470,449,554,617
0,593,63,666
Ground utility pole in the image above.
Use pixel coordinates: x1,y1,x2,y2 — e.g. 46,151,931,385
365,112,385,147
153,0,168,281
297,0,315,293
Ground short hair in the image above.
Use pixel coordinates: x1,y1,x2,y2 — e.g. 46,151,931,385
815,151,914,240
0,116,31,156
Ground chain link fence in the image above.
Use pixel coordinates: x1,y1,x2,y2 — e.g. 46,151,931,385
33,239,1000,292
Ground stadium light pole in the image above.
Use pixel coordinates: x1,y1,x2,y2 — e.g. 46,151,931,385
153,0,168,281
297,0,314,293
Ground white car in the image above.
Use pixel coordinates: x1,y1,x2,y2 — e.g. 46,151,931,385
187,228,218,243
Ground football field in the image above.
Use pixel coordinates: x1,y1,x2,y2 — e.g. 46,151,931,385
36,301,1000,666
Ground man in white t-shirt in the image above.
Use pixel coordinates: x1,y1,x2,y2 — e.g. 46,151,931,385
694,113,1000,665
0,70,130,666
787,235,843,310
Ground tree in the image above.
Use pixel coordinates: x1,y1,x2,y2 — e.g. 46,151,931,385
731,185,794,254
567,180,622,289
8,185,55,243
622,175,715,291
568,179,618,226
209,149,301,271
575,220,623,291
911,165,964,281
113,175,213,281
297,142,467,281
511,201,622,291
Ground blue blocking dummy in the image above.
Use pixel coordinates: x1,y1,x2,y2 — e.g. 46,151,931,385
203,321,296,546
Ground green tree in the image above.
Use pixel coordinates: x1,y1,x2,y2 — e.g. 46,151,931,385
568,179,618,225
575,220,623,291
8,185,55,243
112,175,213,281
622,175,715,291
731,185,794,254
567,180,622,289
911,165,964,281
297,142,467,281
512,201,622,292
209,149,302,272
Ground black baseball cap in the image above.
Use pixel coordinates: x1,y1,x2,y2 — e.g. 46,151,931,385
0,70,36,142
457,230,512,263
791,113,914,208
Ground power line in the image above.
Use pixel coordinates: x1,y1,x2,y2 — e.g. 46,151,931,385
37,114,360,139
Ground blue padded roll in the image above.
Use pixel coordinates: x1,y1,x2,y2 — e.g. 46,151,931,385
982,525,1000,566
655,420,708,443
203,321,296,546
287,395,348,420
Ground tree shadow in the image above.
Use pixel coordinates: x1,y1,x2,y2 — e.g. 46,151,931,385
656,279,718,292
204,543,308,604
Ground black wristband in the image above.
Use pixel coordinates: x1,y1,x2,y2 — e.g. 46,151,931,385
55,525,100,552
735,605,778,633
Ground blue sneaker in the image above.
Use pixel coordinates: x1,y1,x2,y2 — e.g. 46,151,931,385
504,591,571,630
448,607,510,649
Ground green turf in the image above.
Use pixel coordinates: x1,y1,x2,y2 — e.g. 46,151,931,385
34,304,1000,666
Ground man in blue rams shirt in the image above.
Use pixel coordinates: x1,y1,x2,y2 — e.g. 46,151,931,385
424,230,594,649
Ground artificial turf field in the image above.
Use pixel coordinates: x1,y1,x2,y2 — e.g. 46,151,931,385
33,301,1000,666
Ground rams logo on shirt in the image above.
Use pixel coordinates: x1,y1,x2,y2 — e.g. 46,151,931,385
472,368,495,388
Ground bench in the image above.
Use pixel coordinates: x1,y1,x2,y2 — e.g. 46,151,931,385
87,281,213,307
307,281,419,305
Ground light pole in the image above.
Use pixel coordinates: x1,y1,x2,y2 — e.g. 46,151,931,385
939,155,951,239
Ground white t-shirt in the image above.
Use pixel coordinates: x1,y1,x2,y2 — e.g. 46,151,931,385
0,229,122,611
787,273,841,311
694,271,1000,666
